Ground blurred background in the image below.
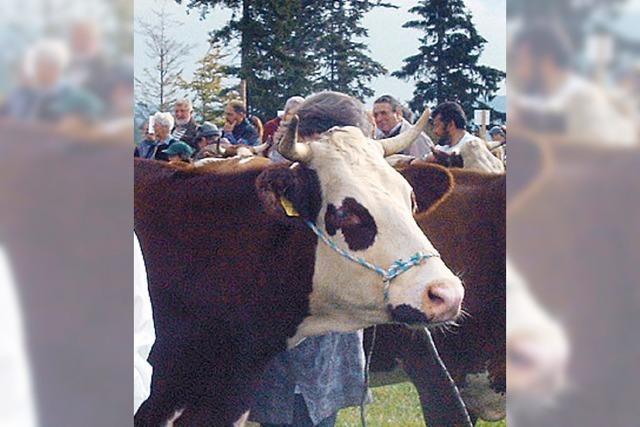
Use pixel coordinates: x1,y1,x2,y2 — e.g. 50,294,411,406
1,0,639,425
0,0,133,426
507,0,640,426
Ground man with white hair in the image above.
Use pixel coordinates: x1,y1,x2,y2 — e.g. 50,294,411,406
171,98,199,149
0,38,102,122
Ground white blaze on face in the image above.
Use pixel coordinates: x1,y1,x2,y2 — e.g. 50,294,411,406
289,127,463,345
507,260,569,405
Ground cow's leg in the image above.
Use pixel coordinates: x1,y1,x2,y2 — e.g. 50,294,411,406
134,392,182,427
233,410,250,427
469,413,478,426
396,329,473,427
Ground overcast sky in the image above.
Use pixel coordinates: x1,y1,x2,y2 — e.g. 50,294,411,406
134,0,506,109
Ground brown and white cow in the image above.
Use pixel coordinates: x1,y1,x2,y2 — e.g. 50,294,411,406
368,163,568,426
507,142,639,427
367,167,506,426
134,111,464,425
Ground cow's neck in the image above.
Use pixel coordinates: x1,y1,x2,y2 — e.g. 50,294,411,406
288,308,386,348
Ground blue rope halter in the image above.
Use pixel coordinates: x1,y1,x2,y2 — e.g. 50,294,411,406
303,220,440,304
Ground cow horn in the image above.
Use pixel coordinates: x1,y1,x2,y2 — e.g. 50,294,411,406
250,142,270,155
277,115,312,163
380,108,431,156
216,139,226,157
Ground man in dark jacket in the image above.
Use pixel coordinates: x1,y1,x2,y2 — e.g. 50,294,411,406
222,100,259,146
171,98,199,150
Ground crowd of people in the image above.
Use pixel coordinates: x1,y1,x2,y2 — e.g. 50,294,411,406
0,19,132,141
133,90,507,427
135,93,508,174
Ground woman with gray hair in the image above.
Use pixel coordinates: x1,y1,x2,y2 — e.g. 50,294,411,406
151,112,180,162
0,38,102,122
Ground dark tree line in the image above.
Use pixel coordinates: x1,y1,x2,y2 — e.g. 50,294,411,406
174,0,505,122
177,0,394,119
393,0,505,120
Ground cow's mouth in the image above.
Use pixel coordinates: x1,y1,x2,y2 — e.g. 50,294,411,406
388,303,463,330
388,303,430,325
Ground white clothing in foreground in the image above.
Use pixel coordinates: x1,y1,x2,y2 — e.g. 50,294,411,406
134,233,156,413
0,245,38,427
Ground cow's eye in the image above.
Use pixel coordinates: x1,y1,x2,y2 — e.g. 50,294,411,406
326,205,362,230
325,198,378,251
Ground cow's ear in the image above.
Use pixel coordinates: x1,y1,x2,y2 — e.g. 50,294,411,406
256,163,323,224
398,161,454,214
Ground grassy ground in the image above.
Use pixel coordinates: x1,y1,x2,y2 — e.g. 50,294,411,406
335,382,506,427
246,382,506,427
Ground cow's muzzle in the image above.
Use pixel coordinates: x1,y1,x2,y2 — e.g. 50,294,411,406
390,279,464,325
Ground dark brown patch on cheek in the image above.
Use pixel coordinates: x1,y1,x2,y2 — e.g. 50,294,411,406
324,197,377,251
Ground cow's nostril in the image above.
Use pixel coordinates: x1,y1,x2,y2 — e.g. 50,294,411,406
421,280,463,323
427,287,445,304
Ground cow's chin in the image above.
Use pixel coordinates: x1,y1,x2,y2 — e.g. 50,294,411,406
401,318,459,330
286,309,391,349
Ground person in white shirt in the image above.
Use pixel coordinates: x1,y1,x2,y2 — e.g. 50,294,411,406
428,101,504,173
373,94,433,159
509,25,637,147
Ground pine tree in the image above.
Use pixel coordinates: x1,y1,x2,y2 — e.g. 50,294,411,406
237,0,318,119
177,0,392,117
310,0,391,101
177,44,229,122
135,4,194,111
507,0,626,48
177,0,264,115
393,0,505,118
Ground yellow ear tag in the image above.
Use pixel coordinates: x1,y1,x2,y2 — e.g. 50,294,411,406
279,196,300,217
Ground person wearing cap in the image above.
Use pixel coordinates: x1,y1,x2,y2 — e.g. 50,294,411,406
162,141,194,164
488,125,506,144
193,122,227,159
487,125,507,163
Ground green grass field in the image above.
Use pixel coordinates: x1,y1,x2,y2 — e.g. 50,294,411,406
246,381,506,427
336,382,506,427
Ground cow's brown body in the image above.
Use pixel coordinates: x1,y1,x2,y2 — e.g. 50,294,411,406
367,167,506,425
0,121,133,427
507,143,640,426
134,159,318,425
134,158,463,425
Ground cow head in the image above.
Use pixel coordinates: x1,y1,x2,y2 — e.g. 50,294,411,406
506,261,569,410
257,109,464,345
